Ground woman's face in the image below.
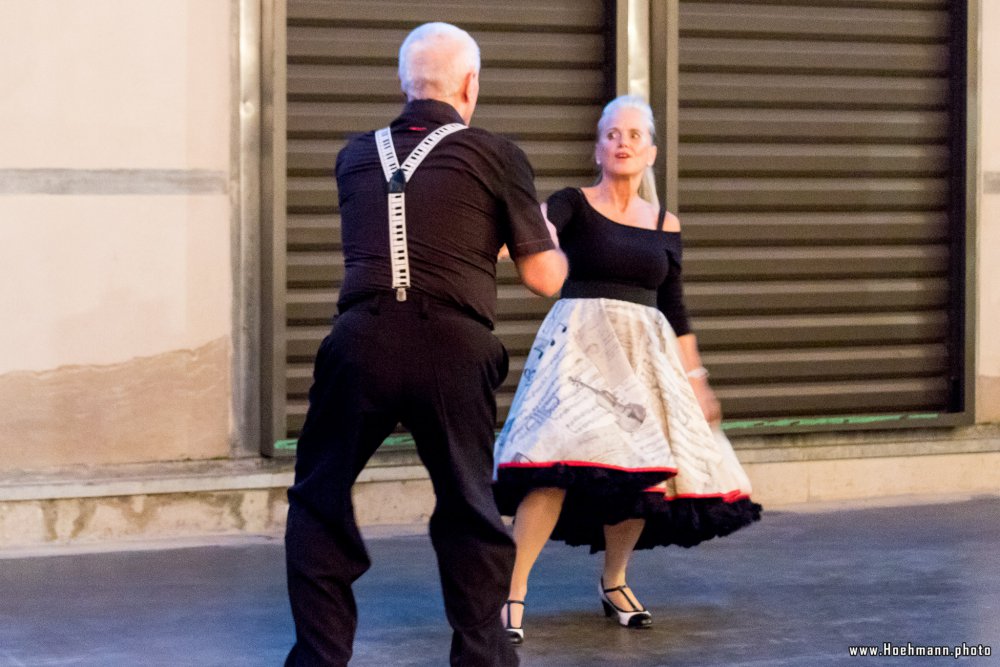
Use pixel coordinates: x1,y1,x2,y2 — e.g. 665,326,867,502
595,107,657,179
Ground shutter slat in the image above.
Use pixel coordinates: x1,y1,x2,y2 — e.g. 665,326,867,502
286,289,338,324
685,246,949,279
679,177,949,211
288,0,605,31
288,215,340,250
288,139,599,176
680,3,948,42
693,312,947,349
679,109,948,142
682,212,948,245
714,378,948,418
288,28,605,67
686,278,949,314
287,326,329,362
290,66,606,102
679,144,949,176
681,38,949,75
681,73,948,109
289,102,602,139
703,344,948,382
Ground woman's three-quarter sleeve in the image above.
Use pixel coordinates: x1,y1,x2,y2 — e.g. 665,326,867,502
657,244,692,337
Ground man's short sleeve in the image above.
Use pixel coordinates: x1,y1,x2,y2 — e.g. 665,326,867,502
499,140,556,259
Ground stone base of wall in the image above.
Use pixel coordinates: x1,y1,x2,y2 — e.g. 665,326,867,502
745,452,1000,506
0,457,437,551
2,427,999,551
0,337,231,471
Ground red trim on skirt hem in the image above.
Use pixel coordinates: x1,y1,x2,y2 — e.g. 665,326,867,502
642,488,750,503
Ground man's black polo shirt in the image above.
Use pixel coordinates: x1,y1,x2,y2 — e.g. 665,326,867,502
335,99,555,328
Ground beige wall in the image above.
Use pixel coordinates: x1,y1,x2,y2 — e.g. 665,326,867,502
0,2,229,171
0,1,234,470
978,0,1000,422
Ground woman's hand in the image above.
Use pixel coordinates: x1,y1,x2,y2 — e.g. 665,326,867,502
690,377,721,425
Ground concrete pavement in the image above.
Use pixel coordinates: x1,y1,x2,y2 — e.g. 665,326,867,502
1,496,998,666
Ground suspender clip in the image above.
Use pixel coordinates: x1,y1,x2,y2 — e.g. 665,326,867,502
388,169,407,194
396,287,407,302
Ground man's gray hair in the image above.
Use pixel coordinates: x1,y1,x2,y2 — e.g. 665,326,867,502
398,22,481,100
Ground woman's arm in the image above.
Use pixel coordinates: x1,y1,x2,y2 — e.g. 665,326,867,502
659,210,721,424
676,333,721,425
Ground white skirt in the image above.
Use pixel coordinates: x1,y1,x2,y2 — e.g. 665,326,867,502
493,298,760,551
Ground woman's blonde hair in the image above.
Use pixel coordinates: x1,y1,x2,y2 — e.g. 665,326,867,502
595,95,660,208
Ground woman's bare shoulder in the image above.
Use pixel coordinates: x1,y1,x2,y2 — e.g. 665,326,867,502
661,209,681,233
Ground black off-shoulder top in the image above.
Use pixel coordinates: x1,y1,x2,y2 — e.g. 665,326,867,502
545,187,692,336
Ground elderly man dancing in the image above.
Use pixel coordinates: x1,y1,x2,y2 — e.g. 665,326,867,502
283,22,567,667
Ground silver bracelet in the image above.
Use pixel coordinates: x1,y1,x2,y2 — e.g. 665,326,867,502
685,366,709,380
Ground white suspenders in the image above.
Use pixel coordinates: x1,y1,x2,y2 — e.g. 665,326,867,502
374,123,466,301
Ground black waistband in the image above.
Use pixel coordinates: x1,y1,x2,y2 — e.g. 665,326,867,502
338,291,494,329
559,280,657,308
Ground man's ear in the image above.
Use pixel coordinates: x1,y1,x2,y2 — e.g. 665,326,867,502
457,70,479,124
463,70,479,103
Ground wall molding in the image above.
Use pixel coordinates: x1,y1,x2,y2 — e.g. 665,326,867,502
0,169,227,195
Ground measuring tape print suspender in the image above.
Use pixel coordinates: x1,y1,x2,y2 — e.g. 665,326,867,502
374,123,467,302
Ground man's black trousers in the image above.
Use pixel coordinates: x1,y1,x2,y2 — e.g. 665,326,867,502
284,294,519,667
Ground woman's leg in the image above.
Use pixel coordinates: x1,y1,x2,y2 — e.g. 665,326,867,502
602,519,647,610
501,487,566,628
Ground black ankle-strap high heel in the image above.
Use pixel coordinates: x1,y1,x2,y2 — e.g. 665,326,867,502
599,579,653,628
504,599,525,644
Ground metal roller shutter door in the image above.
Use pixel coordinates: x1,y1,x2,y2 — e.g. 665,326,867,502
675,0,966,427
282,0,614,440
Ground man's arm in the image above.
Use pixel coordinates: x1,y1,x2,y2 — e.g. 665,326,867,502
512,204,566,296
513,247,567,297
498,143,568,295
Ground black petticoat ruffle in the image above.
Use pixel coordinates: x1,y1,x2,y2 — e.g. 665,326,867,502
493,464,674,516
494,464,762,554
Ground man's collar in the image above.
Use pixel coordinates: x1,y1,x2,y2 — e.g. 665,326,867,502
395,99,466,127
